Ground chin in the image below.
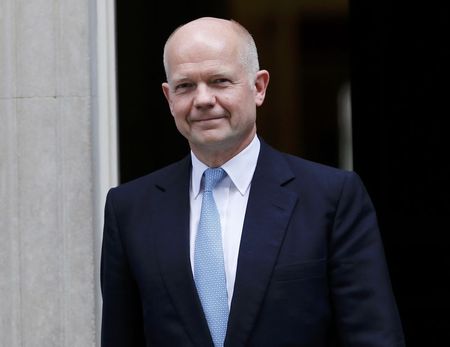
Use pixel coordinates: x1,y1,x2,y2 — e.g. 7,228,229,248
193,130,229,145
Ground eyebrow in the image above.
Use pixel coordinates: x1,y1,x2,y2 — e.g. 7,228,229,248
209,72,232,78
172,70,233,81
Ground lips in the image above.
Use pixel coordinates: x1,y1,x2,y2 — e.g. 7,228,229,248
191,114,226,122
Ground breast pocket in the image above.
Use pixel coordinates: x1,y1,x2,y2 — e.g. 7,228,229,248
273,259,327,282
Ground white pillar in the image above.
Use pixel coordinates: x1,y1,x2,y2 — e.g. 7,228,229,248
0,0,118,346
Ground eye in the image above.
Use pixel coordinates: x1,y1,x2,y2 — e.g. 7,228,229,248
174,82,194,92
211,78,232,86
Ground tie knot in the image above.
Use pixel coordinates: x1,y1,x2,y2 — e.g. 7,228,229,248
203,168,226,192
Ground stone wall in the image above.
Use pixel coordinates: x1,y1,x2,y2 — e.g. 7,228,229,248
0,1,107,345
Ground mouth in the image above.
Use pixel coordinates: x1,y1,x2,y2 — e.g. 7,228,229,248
191,115,227,123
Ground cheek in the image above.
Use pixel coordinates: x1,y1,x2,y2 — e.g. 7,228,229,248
173,116,190,138
171,98,191,118
218,90,244,111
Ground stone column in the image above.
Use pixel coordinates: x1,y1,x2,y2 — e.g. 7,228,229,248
0,1,117,346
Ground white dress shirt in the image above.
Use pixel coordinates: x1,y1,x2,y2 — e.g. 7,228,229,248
190,136,260,307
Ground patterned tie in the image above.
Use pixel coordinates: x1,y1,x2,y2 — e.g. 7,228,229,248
194,168,229,347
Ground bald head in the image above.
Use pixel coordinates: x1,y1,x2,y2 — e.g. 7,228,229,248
163,17,260,81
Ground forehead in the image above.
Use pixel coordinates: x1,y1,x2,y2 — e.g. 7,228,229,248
167,42,245,83
166,23,243,67
173,40,237,63
170,59,239,81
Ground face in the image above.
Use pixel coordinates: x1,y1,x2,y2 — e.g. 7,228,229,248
162,20,269,161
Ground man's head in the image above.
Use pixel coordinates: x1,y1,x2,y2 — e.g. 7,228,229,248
162,17,270,166
163,19,260,82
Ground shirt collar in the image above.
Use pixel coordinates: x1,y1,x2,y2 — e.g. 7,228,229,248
191,135,261,198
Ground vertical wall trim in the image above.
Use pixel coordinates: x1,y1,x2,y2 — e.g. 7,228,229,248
338,82,353,171
90,1,119,345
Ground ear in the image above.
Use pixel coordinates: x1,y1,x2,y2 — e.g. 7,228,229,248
162,82,174,115
253,70,270,107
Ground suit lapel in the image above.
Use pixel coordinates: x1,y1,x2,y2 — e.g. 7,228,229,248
225,142,299,346
153,157,214,347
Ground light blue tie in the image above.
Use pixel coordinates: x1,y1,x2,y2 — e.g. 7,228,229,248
194,168,229,347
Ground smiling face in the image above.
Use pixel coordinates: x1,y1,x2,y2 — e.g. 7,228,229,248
162,18,269,166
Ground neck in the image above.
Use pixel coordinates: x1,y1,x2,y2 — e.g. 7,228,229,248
191,132,256,168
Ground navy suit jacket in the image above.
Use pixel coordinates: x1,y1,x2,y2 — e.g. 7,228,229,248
101,141,405,346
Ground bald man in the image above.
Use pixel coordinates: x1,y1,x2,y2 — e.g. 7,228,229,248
100,17,405,347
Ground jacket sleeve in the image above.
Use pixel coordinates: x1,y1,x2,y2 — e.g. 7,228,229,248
329,172,405,346
100,189,147,346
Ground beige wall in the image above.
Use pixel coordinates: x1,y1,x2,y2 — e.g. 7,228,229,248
0,0,117,345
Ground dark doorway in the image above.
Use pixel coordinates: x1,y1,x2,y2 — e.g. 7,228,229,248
299,15,349,168
350,2,450,345
113,1,450,345
116,2,350,183
115,2,229,183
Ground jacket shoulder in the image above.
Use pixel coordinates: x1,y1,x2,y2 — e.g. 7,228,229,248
260,140,356,182
107,155,191,202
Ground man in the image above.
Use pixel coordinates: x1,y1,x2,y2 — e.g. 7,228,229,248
101,17,405,346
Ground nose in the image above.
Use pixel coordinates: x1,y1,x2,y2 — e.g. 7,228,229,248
193,84,215,109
